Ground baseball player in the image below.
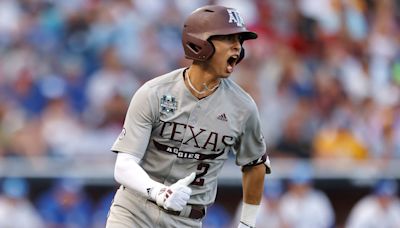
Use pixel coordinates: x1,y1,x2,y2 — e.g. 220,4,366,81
106,5,271,228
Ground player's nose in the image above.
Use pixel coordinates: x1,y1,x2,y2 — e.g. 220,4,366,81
232,38,241,52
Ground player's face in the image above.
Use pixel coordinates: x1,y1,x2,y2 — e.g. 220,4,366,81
208,34,242,77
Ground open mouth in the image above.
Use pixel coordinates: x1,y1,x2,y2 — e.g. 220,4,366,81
227,55,239,66
226,54,239,73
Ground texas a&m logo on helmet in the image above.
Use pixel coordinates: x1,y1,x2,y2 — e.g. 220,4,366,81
227,9,244,27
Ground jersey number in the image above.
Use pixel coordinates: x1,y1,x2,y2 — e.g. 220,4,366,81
192,163,210,186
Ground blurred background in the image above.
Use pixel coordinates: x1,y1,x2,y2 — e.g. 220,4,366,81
0,0,399,227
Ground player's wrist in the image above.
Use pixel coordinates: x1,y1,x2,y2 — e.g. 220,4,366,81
147,184,166,203
239,202,259,228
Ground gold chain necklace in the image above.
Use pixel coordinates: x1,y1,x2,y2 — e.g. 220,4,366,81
186,71,220,95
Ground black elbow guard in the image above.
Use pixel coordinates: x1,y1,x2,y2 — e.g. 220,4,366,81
242,154,271,174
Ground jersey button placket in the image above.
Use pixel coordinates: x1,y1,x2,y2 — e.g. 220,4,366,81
188,103,201,125
182,102,201,154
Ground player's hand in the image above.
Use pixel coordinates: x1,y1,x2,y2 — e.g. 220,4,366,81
155,172,195,211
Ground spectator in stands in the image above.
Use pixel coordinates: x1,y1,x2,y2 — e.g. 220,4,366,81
36,178,93,228
0,178,44,228
313,122,369,162
40,90,84,158
86,46,141,119
273,100,313,158
279,162,335,228
312,85,369,162
7,117,49,159
4,70,46,118
346,179,400,228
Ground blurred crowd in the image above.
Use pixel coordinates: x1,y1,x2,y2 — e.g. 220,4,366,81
0,0,399,162
229,164,400,228
0,177,113,228
1,0,400,227
1,165,399,228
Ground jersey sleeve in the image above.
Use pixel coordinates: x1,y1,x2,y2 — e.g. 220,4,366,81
111,83,156,159
234,106,267,166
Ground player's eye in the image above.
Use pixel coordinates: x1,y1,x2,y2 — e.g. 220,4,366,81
212,34,240,42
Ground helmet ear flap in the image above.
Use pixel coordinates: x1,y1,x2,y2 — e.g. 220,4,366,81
183,34,214,61
236,48,245,64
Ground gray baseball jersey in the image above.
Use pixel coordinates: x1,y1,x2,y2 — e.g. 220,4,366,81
112,67,266,206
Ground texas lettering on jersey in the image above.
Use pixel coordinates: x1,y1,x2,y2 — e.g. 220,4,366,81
155,119,235,160
111,68,267,205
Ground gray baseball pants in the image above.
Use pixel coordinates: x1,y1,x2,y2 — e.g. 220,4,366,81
106,185,203,228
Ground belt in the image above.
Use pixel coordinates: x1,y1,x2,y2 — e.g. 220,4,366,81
147,199,205,220
121,186,205,220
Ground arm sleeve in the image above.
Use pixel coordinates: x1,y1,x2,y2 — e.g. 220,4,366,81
111,83,156,159
234,106,267,166
114,152,164,199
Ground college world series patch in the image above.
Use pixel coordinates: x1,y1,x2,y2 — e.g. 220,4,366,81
160,95,177,114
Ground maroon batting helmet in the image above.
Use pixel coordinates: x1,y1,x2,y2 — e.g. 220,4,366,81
182,5,257,63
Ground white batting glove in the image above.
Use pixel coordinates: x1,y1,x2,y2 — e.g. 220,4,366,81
153,172,195,211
